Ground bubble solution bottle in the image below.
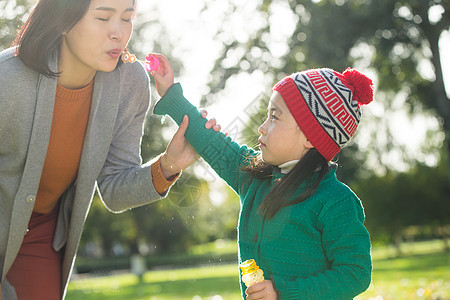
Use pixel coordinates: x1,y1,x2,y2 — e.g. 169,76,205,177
240,259,264,287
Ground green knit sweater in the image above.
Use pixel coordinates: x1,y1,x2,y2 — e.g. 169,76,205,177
154,83,372,299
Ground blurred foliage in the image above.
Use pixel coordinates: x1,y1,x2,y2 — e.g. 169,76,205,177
1,0,449,266
214,0,450,249
0,0,31,49
353,155,450,252
203,0,450,174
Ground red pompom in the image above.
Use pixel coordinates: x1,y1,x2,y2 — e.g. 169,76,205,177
341,68,374,106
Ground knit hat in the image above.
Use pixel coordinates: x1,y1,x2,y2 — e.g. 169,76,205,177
273,68,374,161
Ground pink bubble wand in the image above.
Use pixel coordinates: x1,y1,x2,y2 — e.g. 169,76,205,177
121,50,160,72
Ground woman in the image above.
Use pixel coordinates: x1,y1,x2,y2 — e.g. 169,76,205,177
0,0,217,299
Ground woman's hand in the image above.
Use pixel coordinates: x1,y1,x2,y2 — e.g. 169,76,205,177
149,54,174,97
161,112,222,179
160,115,196,179
245,280,278,300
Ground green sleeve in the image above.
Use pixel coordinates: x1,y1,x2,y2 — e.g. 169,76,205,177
153,83,257,194
274,195,372,299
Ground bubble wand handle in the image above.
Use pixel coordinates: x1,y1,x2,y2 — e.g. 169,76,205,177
240,259,265,287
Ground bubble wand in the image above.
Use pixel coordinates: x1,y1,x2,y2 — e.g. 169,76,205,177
121,49,160,72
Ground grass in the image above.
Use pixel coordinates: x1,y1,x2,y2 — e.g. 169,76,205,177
67,264,241,300
356,240,450,300
67,240,450,300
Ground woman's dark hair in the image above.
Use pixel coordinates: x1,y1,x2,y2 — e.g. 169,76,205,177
243,149,331,219
12,0,92,77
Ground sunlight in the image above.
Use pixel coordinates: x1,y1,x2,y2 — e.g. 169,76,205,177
440,30,450,97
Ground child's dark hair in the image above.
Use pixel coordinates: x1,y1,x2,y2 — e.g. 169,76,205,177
243,149,331,219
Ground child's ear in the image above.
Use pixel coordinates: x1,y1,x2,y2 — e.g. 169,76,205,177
304,139,314,149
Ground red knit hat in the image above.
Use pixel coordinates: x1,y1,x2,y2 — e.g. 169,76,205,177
273,68,374,161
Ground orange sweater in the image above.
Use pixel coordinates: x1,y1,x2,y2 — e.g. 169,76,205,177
34,82,176,214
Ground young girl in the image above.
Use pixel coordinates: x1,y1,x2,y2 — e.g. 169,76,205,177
151,55,373,299
0,1,219,299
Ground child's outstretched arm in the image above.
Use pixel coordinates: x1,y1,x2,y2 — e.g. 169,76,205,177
151,54,257,194
150,54,222,179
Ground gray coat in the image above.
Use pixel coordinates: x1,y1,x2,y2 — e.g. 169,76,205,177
0,47,166,299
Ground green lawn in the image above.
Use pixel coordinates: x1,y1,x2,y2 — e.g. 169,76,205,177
67,240,449,299
355,240,450,300
68,264,242,300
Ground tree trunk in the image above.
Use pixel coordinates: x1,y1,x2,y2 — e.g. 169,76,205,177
393,231,403,257
419,4,450,182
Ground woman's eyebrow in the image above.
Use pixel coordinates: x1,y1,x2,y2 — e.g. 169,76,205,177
95,7,135,12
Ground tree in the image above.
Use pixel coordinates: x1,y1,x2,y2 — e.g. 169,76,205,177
365,0,450,175
199,0,450,248
353,156,450,253
202,0,450,179
0,0,31,49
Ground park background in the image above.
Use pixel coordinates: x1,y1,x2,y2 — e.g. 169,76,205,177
1,0,449,299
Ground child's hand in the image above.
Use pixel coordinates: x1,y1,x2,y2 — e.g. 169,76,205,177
245,280,278,300
149,53,174,97
201,110,228,136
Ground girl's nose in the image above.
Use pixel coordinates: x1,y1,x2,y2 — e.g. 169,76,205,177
258,121,266,135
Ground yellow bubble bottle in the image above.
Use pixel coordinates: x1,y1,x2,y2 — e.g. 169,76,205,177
240,259,264,287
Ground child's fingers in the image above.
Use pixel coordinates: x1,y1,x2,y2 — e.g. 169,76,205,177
201,110,222,132
150,53,167,62
205,117,216,129
150,69,162,80
245,281,277,300
150,66,166,78
150,53,172,74
205,118,222,132
149,64,167,81
246,282,265,295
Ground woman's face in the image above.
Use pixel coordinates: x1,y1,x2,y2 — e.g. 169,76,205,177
59,0,135,87
258,91,313,166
